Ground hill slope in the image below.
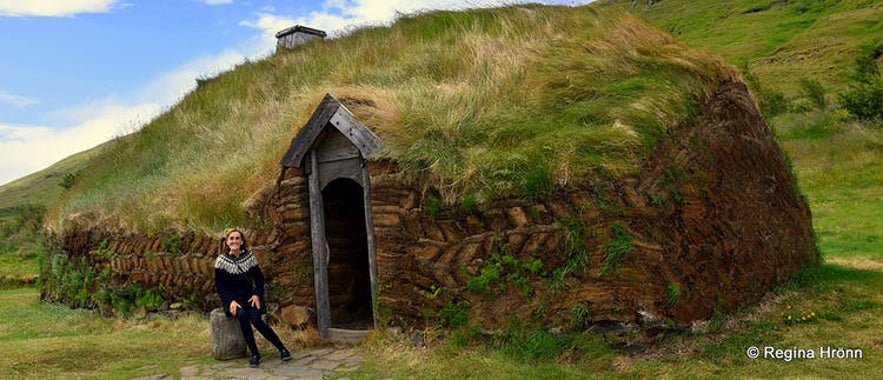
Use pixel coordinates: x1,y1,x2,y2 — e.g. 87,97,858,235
601,0,883,94
45,4,738,233
2,1,879,233
0,146,102,212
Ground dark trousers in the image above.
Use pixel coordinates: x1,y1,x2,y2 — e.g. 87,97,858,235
234,305,285,356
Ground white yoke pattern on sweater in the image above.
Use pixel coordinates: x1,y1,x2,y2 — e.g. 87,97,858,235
214,251,259,274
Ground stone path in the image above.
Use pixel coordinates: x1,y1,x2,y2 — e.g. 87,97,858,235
134,347,363,380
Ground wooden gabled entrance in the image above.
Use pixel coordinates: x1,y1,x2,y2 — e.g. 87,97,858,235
279,94,382,338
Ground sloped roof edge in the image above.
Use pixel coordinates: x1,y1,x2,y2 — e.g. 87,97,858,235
275,25,327,39
280,93,383,168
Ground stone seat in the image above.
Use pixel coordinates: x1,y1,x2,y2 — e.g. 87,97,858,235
210,308,247,360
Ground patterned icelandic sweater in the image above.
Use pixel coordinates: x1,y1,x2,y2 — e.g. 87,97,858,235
214,250,266,314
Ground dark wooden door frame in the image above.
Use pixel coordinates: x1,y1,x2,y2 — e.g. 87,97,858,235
281,93,383,339
306,149,379,337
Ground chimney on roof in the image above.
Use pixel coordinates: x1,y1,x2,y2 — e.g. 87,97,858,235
275,25,327,52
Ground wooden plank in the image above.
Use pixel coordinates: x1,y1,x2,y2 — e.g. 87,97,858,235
281,93,384,169
319,158,362,190
362,162,380,329
307,151,331,338
280,94,340,168
329,109,383,158
316,130,360,163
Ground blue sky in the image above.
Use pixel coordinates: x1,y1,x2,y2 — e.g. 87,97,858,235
0,0,590,185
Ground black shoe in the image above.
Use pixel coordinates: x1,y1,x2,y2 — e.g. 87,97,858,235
280,348,292,361
249,355,261,368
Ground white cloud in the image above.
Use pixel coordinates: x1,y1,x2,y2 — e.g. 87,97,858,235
140,50,248,104
0,102,160,185
0,49,247,186
238,13,328,57
239,12,301,39
0,90,38,107
0,0,117,17
239,0,565,41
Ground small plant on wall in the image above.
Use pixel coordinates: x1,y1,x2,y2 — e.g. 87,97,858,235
570,303,590,330
159,231,183,256
664,282,681,308
465,252,543,298
425,195,444,220
600,221,633,276
439,299,470,328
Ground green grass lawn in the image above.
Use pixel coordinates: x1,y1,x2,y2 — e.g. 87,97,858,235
0,239,40,288
0,262,879,378
350,262,883,379
0,288,214,379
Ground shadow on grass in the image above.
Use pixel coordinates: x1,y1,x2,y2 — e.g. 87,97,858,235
785,262,883,291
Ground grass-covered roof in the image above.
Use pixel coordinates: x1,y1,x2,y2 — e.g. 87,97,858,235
51,4,738,233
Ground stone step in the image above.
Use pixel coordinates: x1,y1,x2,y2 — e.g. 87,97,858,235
327,328,370,343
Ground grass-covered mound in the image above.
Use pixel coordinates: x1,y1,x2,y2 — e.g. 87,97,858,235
49,4,737,234
32,2,823,332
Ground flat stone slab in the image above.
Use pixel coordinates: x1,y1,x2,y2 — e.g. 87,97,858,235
324,349,356,361
308,359,341,371
327,328,370,343
161,346,363,379
272,366,327,377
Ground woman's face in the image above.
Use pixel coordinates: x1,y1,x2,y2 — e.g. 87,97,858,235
226,231,243,251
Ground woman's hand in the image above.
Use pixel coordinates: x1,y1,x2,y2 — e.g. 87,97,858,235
249,295,261,310
229,300,241,315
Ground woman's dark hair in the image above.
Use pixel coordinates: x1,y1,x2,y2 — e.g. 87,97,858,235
222,228,249,252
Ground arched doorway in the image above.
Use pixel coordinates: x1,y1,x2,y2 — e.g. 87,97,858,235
322,178,374,329
280,93,383,338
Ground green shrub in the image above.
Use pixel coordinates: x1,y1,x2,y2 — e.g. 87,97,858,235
839,41,883,121
851,41,882,83
546,267,566,291
787,98,814,113
798,78,827,110
466,253,543,296
466,261,501,294
59,171,79,190
500,328,561,362
439,300,470,327
13,204,46,232
131,282,165,311
840,79,883,121
559,214,590,276
160,232,183,256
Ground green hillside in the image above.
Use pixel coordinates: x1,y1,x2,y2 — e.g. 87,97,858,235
602,0,883,94
602,0,883,258
0,146,102,214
